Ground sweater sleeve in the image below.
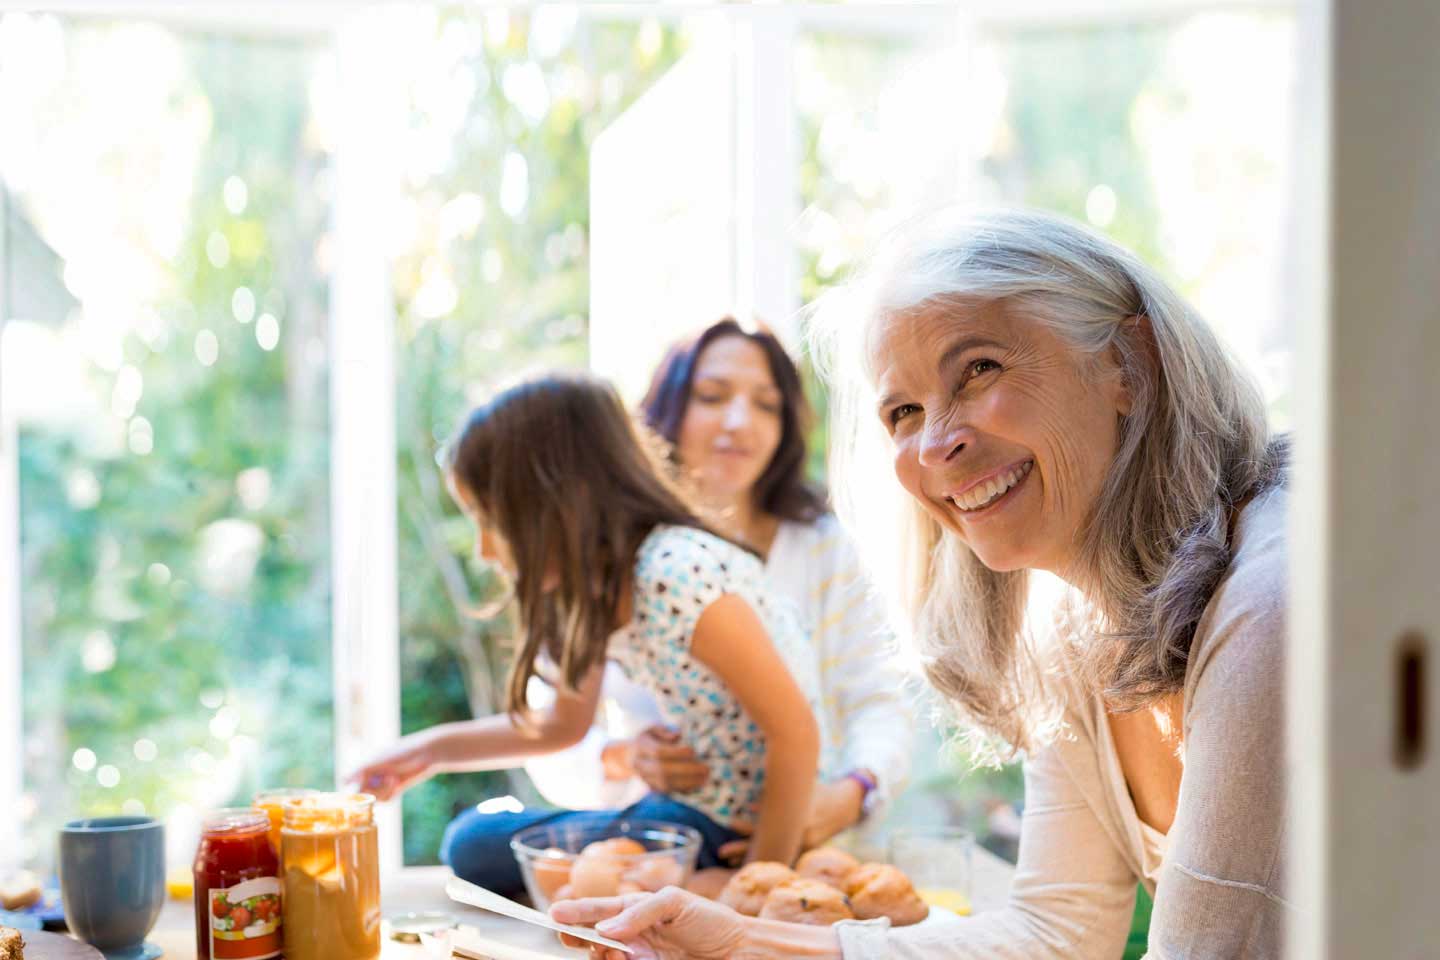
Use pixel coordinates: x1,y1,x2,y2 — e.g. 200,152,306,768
813,525,914,808
836,718,1138,959
1147,517,1290,958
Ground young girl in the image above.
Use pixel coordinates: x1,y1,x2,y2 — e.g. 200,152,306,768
350,371,832,893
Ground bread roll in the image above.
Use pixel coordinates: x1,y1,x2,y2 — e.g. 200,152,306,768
795,847,860,891
759,878,855,925
844,863,929,927
717,862,796,917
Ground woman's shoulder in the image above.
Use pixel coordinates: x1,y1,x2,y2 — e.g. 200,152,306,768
772,512,854,569
1184,486,1288,711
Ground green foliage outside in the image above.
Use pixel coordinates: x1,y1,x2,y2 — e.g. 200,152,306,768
389,10,686,863
14,25,334,867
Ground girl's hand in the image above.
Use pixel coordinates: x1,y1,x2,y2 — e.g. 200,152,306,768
551,888,749,960
347,731,440,801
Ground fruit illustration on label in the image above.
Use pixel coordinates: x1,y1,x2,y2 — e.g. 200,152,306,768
209,876,282,959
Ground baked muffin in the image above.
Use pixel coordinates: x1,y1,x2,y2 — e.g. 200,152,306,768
0,925,24,960
759,878,855,925
795,847,860,891
844,863,929,927
717,862,797,916
581,837,647,859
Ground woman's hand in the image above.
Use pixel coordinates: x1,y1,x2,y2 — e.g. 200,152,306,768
551,888,749,960
629,725,711,794
717,777,865,860
346,730,441,801
800,777,866,849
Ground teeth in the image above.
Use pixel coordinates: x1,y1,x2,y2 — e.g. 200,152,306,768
950,461,1031,512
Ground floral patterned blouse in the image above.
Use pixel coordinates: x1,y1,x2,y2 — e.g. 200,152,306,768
606,524,836,827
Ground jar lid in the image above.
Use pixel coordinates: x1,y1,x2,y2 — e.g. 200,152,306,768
253,787,318,805
387,911,456,943
281,792,376,831
201,808,269,835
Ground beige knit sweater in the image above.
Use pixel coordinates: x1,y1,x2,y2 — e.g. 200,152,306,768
838,486,1291,958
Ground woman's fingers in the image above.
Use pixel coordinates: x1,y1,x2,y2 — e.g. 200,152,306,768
550,894,638,926
552,889,683,942
716,839,749,864
591,887,690,940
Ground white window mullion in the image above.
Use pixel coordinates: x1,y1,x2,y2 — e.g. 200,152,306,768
330,10,403,877
732,9,798,344
0,341,22,868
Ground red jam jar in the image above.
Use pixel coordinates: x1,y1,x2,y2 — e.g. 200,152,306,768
193,808,283,960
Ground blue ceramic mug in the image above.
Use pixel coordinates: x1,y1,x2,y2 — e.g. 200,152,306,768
59,816,164,960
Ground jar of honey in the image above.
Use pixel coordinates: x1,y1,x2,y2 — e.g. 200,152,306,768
281,792,381,960
193,808,283,960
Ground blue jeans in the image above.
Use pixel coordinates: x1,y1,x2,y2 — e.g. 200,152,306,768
440,793,743,896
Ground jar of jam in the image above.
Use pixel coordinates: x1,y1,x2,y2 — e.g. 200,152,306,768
193,808,283,960
281,792,381,960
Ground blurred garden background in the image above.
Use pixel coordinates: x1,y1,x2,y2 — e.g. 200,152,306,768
0,3,1295,909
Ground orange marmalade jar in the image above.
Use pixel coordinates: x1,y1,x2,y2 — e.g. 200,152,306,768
193,809,283,960
281,792,381,960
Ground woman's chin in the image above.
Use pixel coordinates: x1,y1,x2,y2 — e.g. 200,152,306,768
700,469,762,501
960,533,1042,574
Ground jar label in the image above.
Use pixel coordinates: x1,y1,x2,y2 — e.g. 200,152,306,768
209,876,282,959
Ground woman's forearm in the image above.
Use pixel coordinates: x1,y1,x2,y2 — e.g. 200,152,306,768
735,916,843,959
428,714,586,773
747,728,820,863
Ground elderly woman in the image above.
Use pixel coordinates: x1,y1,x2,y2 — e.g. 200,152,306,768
552,208,1290,958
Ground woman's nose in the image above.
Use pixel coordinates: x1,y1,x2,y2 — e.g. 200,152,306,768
918,416,968,467
722,397,752,431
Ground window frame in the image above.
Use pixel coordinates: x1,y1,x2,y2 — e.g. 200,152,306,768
3,0,1319,893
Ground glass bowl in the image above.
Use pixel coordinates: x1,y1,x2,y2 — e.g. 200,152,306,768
510,817,701,910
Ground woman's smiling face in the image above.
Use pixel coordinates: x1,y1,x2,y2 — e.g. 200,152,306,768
870,299,1131,576
676,334,784,502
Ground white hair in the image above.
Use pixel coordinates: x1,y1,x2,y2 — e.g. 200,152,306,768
812,207,1284,762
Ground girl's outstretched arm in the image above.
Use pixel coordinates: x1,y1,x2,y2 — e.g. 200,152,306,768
349,663,604,800
690,594,820,865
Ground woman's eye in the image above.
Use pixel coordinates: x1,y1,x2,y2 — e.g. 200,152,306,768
889,403,920,426
971,358,1001,377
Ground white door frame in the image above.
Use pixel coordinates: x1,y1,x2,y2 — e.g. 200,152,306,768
1289,0,1440,954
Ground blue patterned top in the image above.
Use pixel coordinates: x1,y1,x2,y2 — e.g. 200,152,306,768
606,524,835,827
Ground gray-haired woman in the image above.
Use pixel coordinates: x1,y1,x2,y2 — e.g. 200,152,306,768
551,207,1291,959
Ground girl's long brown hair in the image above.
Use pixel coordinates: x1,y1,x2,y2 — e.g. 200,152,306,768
443,371,707,724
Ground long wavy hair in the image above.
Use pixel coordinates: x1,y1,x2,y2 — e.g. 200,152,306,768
641,317,827,524
815,208,1286,760
443,371,709,724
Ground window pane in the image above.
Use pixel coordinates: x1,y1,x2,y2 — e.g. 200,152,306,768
977,11,1296,426
3,14,334,872
391,9,685,865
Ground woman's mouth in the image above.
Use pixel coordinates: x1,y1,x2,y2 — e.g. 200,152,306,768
947,460,1034,514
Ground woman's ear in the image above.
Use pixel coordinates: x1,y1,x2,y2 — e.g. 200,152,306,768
1111,314,1157,418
